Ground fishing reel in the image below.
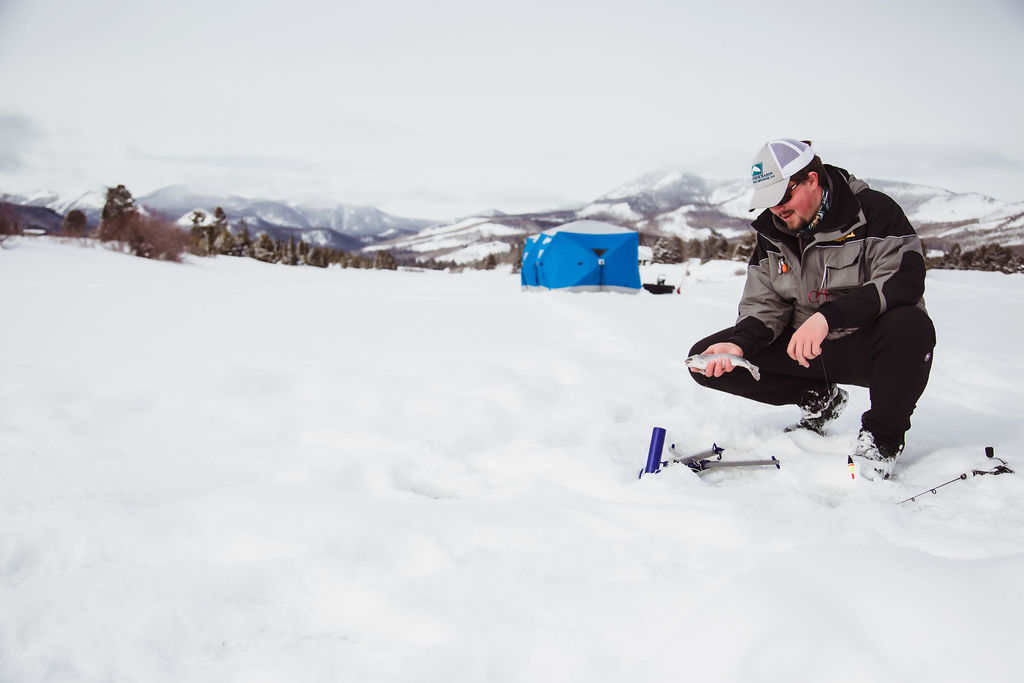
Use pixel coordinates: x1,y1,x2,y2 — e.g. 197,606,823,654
970,446,1014,477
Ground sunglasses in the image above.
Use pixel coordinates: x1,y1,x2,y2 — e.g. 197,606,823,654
775,180,800,207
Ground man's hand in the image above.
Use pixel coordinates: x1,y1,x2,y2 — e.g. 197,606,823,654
787,312,829,368
690,342,744,378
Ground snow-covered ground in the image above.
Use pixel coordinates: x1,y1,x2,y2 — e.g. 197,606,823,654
2,238,1023,682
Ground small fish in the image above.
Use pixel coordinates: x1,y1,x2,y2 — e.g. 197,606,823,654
684,353,761,381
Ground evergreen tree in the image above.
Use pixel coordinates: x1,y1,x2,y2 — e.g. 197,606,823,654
510,239,525,273
100,185,136,222
213,207,227,231
308,246,327,268
239,220,252,257
97,184,139,242
653,235,684,263
678,238,692,261
254,233,278,262
374,250,397,270
215,227,237,255
189,210,208,255
286,235,298,265
209,207,227,254
699,238,713,263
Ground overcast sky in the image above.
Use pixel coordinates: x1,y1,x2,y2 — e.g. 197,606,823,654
1,0,1022,219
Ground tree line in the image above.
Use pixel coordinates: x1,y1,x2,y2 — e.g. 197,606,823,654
645,233,1023,274
50,184,400,269
10,188,1019,274
925,242,1024,274
647,233,756,264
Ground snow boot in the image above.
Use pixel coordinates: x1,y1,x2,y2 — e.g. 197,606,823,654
785,385,848,436
851,429,904,481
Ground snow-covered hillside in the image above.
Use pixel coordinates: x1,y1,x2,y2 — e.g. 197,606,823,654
403,170,1024,260
870,180,1024,249
2,239,1023,682
8,172,1023,263
366,215,530,263
124,187,431,251
1,185,435,250
1,187,108,216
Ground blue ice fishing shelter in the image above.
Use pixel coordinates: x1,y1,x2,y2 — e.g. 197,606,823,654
520,220,641,292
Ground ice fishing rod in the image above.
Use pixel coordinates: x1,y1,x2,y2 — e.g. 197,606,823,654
897,446,1014,505
639,427,780,478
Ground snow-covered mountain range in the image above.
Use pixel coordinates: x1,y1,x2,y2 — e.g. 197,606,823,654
867,179,1024,251
1,185,434,252
586,171,1024,249
369,172,1024,263
5,174,1022,261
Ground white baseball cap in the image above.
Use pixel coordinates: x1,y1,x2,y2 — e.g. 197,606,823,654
749,138,815,211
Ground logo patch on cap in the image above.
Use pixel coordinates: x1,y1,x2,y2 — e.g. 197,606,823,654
751,162,775,185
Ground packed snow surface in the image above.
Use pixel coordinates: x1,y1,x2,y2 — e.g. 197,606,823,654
2,238,1023,682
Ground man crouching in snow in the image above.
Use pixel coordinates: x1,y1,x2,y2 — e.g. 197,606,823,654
688,139,935,480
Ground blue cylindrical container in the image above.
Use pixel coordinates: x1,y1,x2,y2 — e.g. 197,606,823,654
644,427,667,475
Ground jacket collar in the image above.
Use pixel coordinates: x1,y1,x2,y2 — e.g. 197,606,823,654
751,165,867,245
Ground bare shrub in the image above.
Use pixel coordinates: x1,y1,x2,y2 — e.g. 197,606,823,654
63,209,88,237
0,203,21,246
96,213,190,262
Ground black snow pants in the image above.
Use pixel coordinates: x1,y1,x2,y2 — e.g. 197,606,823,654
688,305,936,447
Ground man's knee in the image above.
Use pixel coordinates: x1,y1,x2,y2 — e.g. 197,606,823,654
875,306,935,351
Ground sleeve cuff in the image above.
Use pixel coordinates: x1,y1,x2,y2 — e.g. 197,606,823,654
818,303,843,331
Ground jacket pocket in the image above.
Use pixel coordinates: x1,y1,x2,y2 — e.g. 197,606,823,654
821,246,862,291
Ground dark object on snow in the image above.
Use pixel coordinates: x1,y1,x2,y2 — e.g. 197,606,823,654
898,446,1014,504
643,283,676,294
643,427,668,475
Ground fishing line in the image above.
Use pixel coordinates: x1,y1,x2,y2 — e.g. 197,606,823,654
819,340,832,390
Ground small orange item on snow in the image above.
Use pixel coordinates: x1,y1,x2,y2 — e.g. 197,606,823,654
848,456,856,480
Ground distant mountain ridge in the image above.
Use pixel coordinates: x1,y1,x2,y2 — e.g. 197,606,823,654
1,185,435,252
372,171,1024,264
5,175,1022,262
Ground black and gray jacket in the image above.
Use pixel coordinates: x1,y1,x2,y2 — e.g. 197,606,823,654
728,164,927,357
